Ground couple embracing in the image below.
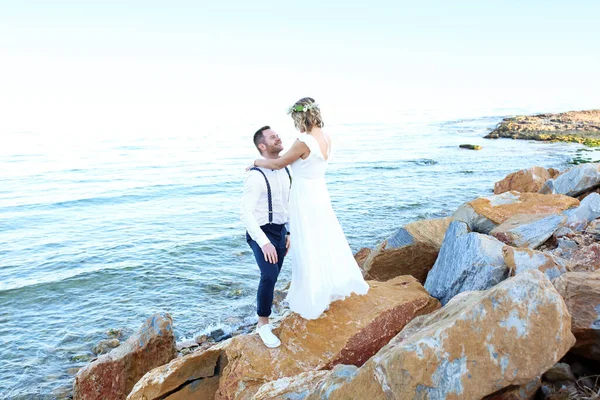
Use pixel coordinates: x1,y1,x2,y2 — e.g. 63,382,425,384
241,97,368,348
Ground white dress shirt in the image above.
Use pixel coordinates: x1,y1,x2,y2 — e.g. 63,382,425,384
241,164,291,248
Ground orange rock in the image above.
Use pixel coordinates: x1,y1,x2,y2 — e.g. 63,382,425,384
361,218,451,283
309,270,575,399
553,271,600,360
128,342,226,400
454,191,579,233
483,377,541,399
494,166,556,195
215,276,440,400
73,313,177,400
164,376,220,400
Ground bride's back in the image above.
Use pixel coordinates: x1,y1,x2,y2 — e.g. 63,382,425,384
291,133,330,179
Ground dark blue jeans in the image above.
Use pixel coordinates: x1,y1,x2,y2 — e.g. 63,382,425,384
247,224,287,317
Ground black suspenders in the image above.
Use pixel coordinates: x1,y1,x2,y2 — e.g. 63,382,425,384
249,167,291,224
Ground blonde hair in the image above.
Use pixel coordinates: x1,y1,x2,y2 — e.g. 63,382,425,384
288,97,324,133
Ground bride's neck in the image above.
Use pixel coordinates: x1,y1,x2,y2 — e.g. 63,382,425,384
307,127,323,136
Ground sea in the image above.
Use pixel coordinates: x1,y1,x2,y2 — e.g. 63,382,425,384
1,108,597,398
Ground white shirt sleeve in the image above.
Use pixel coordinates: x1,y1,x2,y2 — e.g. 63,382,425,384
241,171,270,248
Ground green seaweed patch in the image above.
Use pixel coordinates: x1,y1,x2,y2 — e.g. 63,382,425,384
538,134,600,147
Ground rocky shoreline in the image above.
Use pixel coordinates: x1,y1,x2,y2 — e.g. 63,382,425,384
484,109,600,146
70,161,600,400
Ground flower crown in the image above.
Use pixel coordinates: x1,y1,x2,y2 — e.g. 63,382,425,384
287,102,319,114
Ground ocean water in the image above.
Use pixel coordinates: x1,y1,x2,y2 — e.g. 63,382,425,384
0,111,592,398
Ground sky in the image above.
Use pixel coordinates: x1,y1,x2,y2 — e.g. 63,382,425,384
0,0,599,138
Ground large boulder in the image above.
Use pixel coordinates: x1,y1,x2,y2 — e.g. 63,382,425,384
490,213,567,249
307,270,576,399
361,218,451,282
216,276,439,399
553,271,600,360
128,342,227,400
564,192,600,231
539,163,600,197
424,221,508,305
73,313,177,400
503,246,568,281
494,166,559,195
453,191,579,234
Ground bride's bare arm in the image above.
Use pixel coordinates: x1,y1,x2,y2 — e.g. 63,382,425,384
253,140,309,170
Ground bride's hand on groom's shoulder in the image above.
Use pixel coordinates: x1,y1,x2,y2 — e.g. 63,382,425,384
245,161,256,171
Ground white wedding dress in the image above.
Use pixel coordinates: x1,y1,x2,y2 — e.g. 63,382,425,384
286,133,369,320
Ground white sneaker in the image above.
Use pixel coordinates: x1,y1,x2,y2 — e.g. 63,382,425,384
256,324,281,348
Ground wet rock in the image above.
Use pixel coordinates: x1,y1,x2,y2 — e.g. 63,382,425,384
494,166,559,195
92,338,120,355
503,246,568,280
459,144,482,150
491,213,567,249
361,217,451,283
424,221,508,305
194,334,209,344
72,312,177,400
453,191,578,234
107,328,124,339
540,163,600,197
553,271,600,360
208,328,230,342
308,270,576,399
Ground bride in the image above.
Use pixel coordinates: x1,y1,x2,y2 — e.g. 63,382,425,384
250,97,368,320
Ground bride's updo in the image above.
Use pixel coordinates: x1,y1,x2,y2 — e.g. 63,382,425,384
288,97,324,133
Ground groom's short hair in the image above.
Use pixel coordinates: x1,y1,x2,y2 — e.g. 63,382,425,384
253,125,270,152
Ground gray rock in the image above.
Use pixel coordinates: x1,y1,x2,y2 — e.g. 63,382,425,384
539,163,600,197
504,247,568,280
490,213,566,249
553,226,575,239
565,192,600,231
542,363,576,383
424,221,508,305
176,339,199,351
453,192,523,233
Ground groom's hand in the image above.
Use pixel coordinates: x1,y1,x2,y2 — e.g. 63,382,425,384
261,243,278,264
285,235,290,256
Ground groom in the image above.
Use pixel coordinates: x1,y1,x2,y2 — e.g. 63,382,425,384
241,125,291,348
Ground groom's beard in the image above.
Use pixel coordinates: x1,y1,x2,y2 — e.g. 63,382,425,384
266,145,284,157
